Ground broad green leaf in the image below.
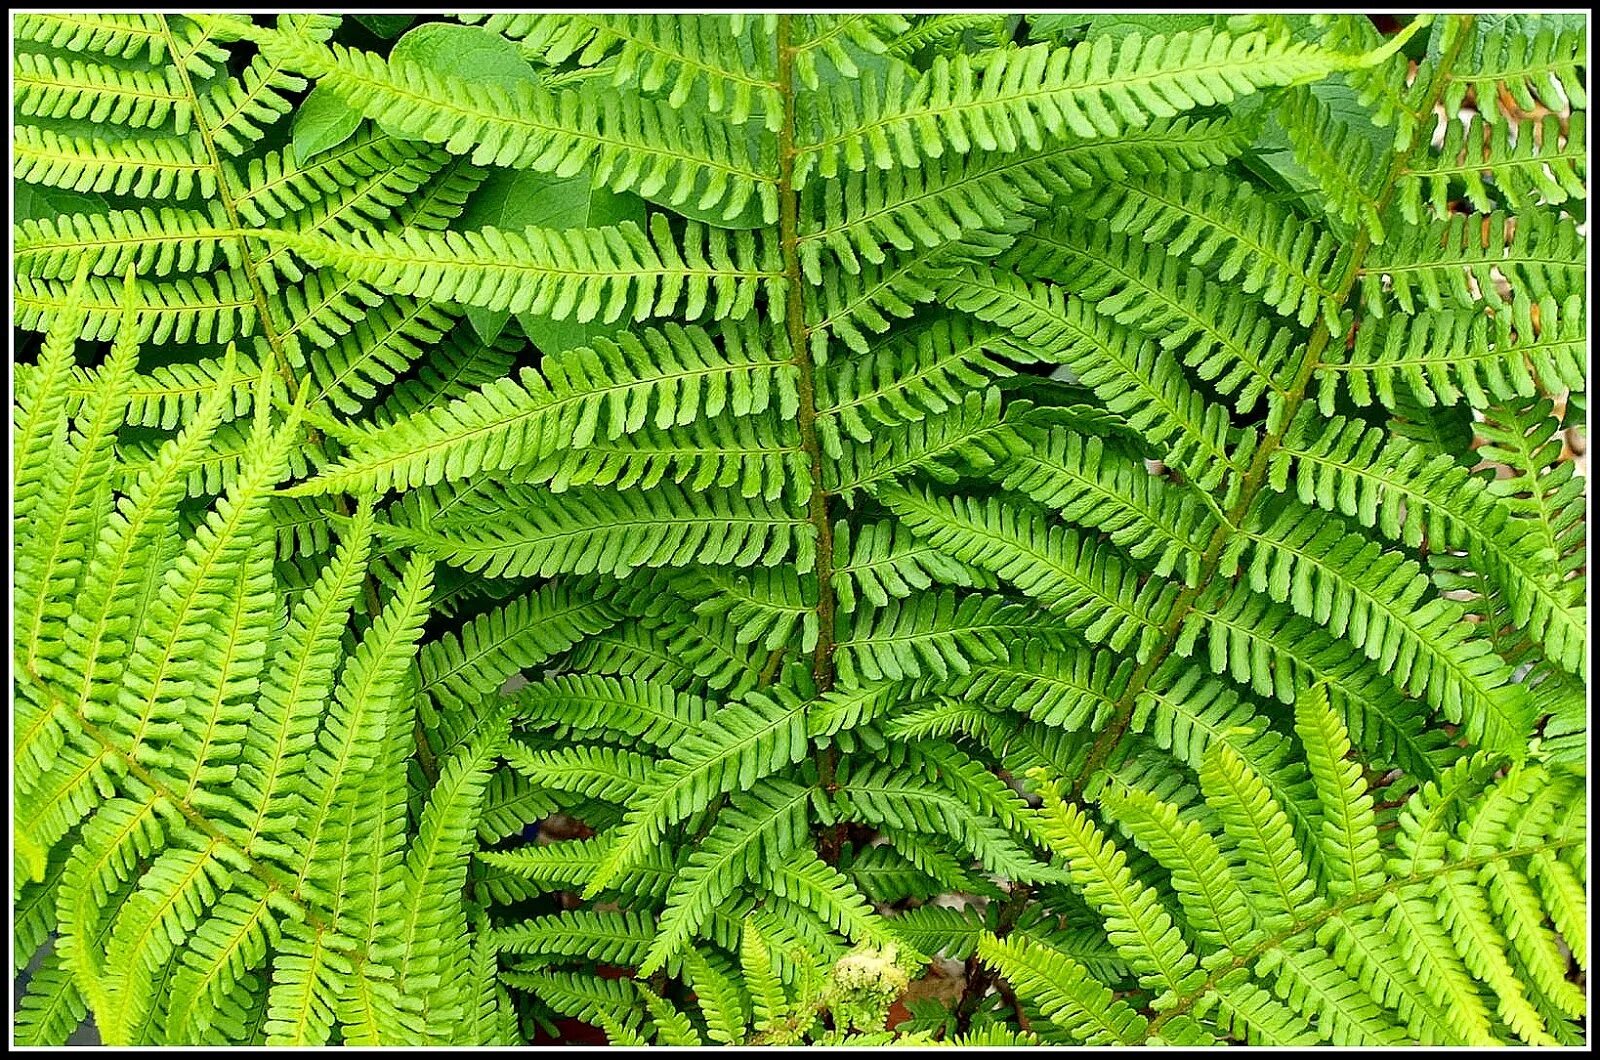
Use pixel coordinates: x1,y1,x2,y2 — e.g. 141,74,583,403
353,14,417,39
292,85,364,160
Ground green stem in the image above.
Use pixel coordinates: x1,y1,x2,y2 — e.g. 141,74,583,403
156,16,298,399
161,15,434,783
1072,14,1478,798
1148,832,1576,1033
952,882,1034,1035
776,17,837,690
22,674,368,969
776,15,846,863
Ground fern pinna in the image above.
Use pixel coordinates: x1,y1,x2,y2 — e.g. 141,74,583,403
10,11,1588,1047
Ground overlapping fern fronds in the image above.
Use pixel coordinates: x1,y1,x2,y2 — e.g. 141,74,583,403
12,10,1587,1048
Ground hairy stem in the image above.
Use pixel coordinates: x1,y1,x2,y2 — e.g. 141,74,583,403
777,14,846,862
776,17,838,689
952,882,1034,1034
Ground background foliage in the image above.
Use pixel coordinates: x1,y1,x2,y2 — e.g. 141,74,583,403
11,11,1588,1046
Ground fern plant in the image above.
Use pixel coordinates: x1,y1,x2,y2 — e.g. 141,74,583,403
11,11,1588,1047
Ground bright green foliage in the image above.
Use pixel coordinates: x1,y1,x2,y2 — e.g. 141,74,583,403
11,11,1588,1048
978,693,1587,1046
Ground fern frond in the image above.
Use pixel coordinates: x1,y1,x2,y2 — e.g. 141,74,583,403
1098,785,1262,955
260,32,778,223
998,426,1214,584
830,517,992,614
372,327,518,426
165,890,283,1041
1221,497,1533,752
1319,293,1585,411
263,214,780,325
13,51,189,131
473,13,783,130
383,719,506,1038
503,741,654,805
1473,775,1587,1020
804,235,1000,359
13,946,90,1046
940,266,1244,489
22,354,238,810
306,297,459,415
1447,19,1586,126
677,947,750,1044
291,318,797,495
417,578,621,717
1032,782,1207,1003
227,503,373,857
803,680,914,742
477,837,675,902
120,417,333,500
1005,220,1300,417
505,969,649,1044
53,797,170,1023
282,555,434,895
15,206,242,283
1072,168,1346,329
836,590,1057,685
1474,396,1587,586
13,124,214,200
978,933,1148,1044
815,316,1025,458
795,30,1357,187
492,908,655,966
1292,685,1385,899
641,778,815,975
1275,84,1388,241
509,674,713,750
194,16,339,158
759,846,905,953
229,127,447,225
1360,210,1584,314
7,10,1587,1047
87,387,296,780
1175,587,1457,782
953,646,1127,737
661,566,818,652
12,274,87,525
253,160,455,290
24,350,260,431
510,412,805,501
17,273,141,686
100,839,239,1044
379,481,814,579
262,922,349,1045
827,387,1024,497
585,686,809,896
14,13,167,62
879,486,1173,659
796,117,1241,281
16,270,258,345
1416,776,1559,1043
833,757,1048,882
1010,692,1589,1046
1402,112,1585,220
1272,409,1584,676
567,610,760,698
